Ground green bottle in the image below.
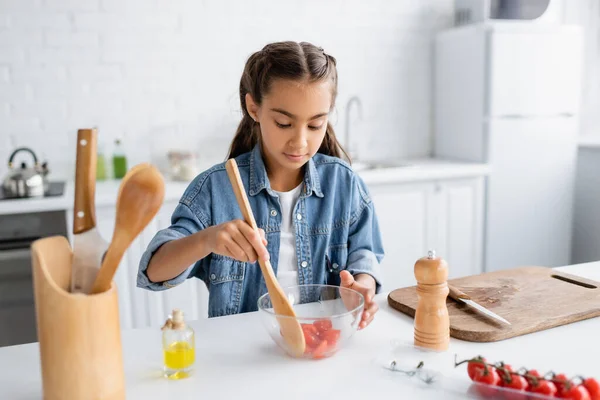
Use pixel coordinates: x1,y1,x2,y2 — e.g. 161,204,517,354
112,139,127,179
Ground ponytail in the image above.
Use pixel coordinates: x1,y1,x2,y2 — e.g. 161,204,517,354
227,113,259,159
319,122,350,162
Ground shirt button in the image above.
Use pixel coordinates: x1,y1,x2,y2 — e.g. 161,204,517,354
332,263,338,269
210,273,216,280
301,261,308,268
270,209,277,217
296,214,302,220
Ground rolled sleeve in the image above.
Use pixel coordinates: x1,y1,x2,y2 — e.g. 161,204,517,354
347,177,385,293
347,248,383,292
136,201,207,291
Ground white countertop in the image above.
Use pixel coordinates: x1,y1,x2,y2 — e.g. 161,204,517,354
356,157,489,186
0,180,190,216
2,261,598,399
0,158,489,216
579,135,600,149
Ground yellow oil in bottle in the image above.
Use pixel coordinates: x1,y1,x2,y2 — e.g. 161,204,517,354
162,309,195,380
164,341,195,371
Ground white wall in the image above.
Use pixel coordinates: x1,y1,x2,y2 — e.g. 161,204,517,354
0,0,454,180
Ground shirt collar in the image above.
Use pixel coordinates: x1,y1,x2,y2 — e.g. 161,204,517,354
248,143,324,198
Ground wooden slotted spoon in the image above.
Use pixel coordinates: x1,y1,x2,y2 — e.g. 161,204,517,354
90,163,165,294
225,159,305,357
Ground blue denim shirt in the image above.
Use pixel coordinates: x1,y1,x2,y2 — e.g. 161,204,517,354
137,144,385,318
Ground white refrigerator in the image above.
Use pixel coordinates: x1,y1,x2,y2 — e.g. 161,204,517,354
434,22,584,272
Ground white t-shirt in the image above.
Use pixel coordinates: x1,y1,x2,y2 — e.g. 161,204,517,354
273,183,303,292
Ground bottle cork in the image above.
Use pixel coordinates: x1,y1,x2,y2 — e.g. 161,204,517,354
413,250,450,351
162,309,186,331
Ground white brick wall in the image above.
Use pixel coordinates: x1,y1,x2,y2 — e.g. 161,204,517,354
0,0,454,180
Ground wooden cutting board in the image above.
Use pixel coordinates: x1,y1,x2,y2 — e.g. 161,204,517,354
387,266,600,342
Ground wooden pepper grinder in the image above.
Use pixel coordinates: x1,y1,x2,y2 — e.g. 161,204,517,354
413,250,450,351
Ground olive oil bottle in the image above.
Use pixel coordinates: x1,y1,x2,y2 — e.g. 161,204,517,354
162,309,195,379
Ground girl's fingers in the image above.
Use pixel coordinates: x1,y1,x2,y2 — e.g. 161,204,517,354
238,221,270,261
230,226,259,263
258,228,267,241
359,300,378,329
224,242,248,262
364,301,379,319
360,313,375,329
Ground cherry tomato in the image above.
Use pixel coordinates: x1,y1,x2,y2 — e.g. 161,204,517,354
313,319,333,332
497,364,514,385
530,380,558,397
301,323,318,336
467,357,487,381
560,385,591,400
311,340,329,359
320,329,341,344
473,365,501,385
527,369,540,378
526,370,558,397
583,378,600,400
501,364,513,372
503,375,528,390
473,365,501,397
502,375,529,400
555,373,571,393
301,324,321,349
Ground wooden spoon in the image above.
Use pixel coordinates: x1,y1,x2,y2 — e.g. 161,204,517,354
225,159,305,357
90,163,165,294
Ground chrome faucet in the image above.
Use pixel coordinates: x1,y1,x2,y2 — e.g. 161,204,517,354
344,96,362,162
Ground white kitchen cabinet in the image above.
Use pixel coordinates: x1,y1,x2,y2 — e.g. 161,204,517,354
369,176,484,292
433,177,484,279
369,182,434,291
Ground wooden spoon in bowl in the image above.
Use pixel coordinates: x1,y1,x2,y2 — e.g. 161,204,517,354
90,163,165,294
225,159,305,357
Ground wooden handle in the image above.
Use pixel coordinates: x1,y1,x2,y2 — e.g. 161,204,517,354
73,129,98,234
90,245,120,295
225,159,305,356
225,158,259,230
448,284,470,301
224,159,277,280
90,164,165,294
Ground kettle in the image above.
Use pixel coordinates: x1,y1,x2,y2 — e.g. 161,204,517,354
2,148,49,198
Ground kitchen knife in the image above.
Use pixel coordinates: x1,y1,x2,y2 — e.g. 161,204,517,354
448,285,511,325
70,128,109,294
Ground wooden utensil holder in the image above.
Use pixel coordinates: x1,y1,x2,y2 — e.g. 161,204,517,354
31,235,125,400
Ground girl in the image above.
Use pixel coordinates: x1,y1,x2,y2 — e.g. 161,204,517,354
137,41,384,329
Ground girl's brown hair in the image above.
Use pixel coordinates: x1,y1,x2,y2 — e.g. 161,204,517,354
227,41,349,161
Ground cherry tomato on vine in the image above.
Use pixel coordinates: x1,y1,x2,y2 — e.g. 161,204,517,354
467,357,487,381
583,378,600,400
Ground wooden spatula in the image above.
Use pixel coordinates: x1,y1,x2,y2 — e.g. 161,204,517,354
90,163,165,294
225,158,305,357
70,128,109,294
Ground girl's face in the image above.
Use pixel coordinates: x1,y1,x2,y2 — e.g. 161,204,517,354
246,79,331,178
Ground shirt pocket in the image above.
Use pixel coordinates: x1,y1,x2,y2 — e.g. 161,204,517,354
325,244,348,286
207,254,246,317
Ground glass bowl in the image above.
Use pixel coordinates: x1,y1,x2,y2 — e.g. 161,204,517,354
257,284,365,360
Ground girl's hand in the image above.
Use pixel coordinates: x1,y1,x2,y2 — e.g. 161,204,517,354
340,270,378,330
207,220,269,263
